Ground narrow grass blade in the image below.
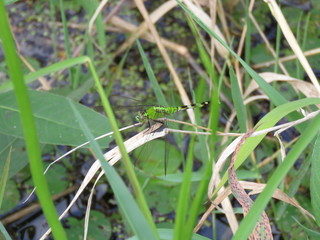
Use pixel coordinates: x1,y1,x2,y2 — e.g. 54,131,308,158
0,147,11,208
0,2,67,239
69,100,158,240
184,158,212,237
276,154,311,219
136,39,167,106
311,132,320,226
0,222,11,240
187,16,215,82
230,66,247,132
58,0,75,86
174,136,195,240
128,228,211,240
0,56,89,93
292,217,320,238
105,48,130,97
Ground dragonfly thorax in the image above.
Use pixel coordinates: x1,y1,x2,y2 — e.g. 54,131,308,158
136,111,148,123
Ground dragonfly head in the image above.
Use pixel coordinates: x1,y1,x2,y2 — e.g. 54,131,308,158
135,111,144,123
135,114,141,123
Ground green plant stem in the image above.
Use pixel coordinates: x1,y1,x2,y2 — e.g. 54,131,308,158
59,0,75,87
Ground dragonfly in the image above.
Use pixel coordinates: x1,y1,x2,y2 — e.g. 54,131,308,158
134,101,210,175
135,101,210,124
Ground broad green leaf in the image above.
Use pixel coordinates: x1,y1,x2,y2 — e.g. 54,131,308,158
0,180,19,214
0,56,90,94
135,140,181,176
65,211,111,240
0,90,111,147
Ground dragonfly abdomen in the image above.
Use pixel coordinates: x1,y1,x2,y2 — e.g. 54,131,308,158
179,101,210,111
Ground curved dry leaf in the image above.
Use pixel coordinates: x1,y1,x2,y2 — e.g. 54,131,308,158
244,72,320,99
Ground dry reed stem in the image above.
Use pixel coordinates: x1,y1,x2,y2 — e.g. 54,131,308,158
253,48,320,69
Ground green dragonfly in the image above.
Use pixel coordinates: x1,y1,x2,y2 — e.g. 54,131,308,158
134,100,210,175
135,101,210,124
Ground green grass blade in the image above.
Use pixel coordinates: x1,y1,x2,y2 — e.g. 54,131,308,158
0,2,67,239
230,66,247,132
136,39,168,106
0,135,28,179
244,0,252,85
311,132,320,226
184,159,212,237
128,228,211,240
276,154,311,219
292,217,320,238
187,16,215,83
58,0,75,87
233,112,320,240
174,136,195,240
0,147,11,208
105,48,130,97
274,22,281,74
49,0,58,59
0,56,89,93
0,222,11,240
69,100,158,240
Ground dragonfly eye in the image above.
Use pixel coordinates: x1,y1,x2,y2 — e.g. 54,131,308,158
136,115,140,122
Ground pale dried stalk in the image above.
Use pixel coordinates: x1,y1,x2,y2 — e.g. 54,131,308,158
253,48,320,69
